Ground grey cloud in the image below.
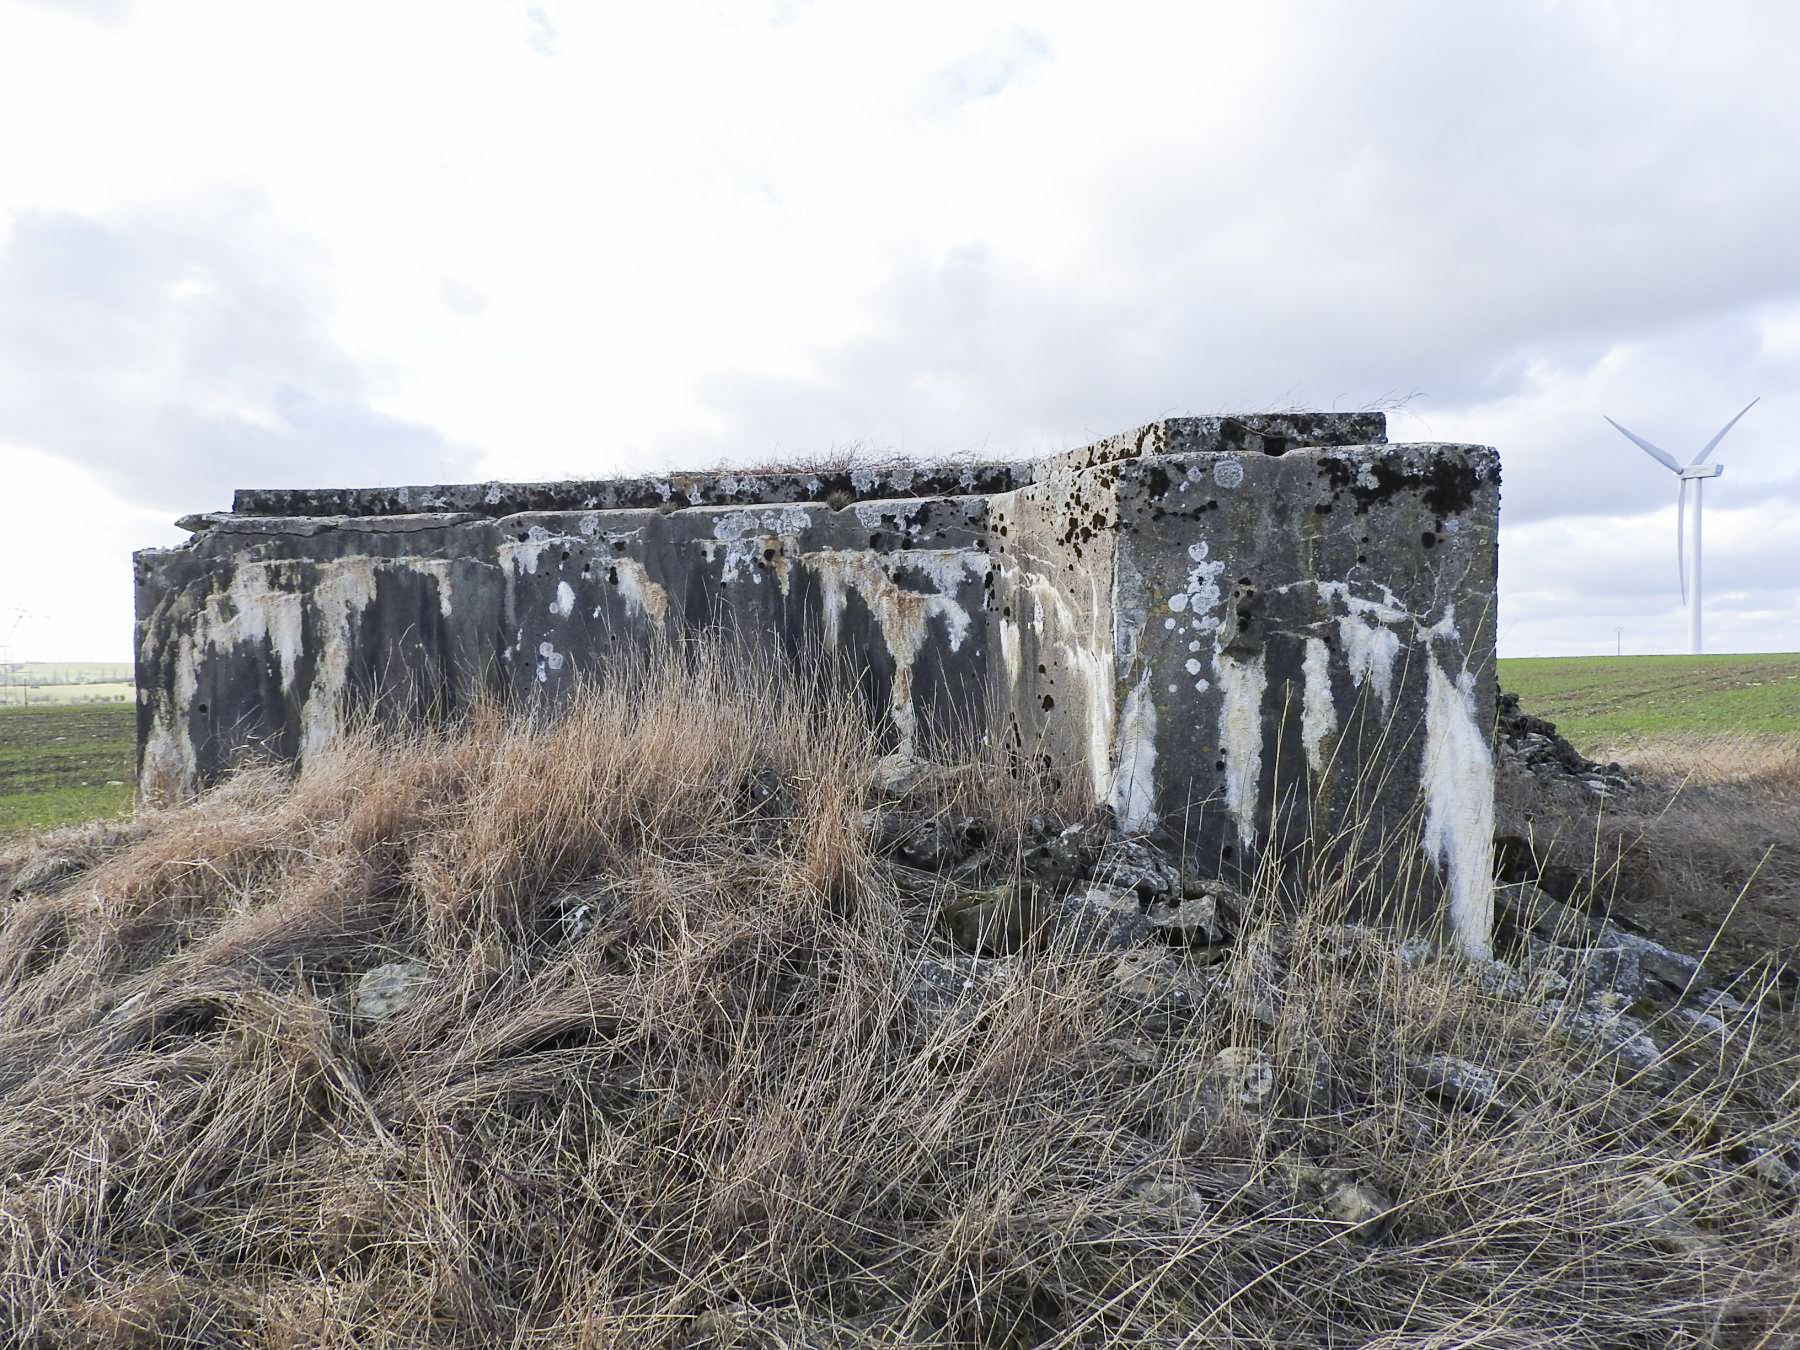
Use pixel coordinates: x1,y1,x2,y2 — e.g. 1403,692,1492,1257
683,0,1800,548
0,197,475,513
11,0,131,24
931,26,1050,105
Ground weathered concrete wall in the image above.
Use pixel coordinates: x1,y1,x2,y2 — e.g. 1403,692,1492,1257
136,413,1500,953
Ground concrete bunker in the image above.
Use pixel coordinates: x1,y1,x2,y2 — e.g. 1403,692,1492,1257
135,412,1500,955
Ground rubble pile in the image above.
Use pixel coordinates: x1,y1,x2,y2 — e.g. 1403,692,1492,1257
1495,690,1638,798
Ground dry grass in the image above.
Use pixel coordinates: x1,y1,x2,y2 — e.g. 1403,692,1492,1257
1,649,1797,1348
1496,734,1800,992
1599,734,1800,791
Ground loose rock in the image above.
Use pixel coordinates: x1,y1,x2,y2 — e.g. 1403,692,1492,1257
353,961,432,1026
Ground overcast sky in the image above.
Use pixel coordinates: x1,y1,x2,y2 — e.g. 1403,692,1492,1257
1,0,1795,661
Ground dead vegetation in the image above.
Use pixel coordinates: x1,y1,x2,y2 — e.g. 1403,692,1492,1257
1496,731,1800,1002
1,649,1797,1348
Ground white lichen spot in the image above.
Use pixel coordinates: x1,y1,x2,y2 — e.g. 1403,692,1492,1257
1111,670,1158,833
1184,657,1202,676
1422,660,1495,960
1299,636,1337,775
1168,541,1226,633
1215,651,1267,850
535,640,565,684
550,580,576,618
501,526,558,576
1212,458,1245,489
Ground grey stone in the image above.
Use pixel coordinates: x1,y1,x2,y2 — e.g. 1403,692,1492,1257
1146,883,1236,947
353,961,432,1025
1053,882,1154,952
1406,1052,1508,1116
136,412,1500,949
1091,838,1183,901
891,815,983,872
1321,1177,1395,1239
1210,1046,1276,1109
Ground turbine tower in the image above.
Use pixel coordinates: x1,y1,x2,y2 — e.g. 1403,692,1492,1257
1603,398,1758,656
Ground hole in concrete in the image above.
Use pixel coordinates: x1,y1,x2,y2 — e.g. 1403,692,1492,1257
1041,695,1055,711
1421,531,1437,548
196,702,208,714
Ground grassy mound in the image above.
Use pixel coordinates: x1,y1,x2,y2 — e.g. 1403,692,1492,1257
1,651,1796,1348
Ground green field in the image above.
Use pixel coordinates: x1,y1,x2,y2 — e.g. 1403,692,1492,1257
1497,652,1800,752
2,656,1794,839
0,703,135,837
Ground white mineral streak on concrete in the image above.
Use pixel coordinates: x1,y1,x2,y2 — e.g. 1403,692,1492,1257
218,564,307,692
140,626,199,803
1419,604,1459,641
401,559,455,618
1215,651,1267,850
550,580,576,618
609,559,669,626
1112,669,1158,832
1335,615,1402,715
298,558,379,762
1300,636,1337,774
144,557,323,799
998,616,1021,683
805,548,983,757
1001,558,1117,806
1074,642,1115,804
1422,659,1495,960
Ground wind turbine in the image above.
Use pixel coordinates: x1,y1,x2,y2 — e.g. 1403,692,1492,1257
1603,398,1758,656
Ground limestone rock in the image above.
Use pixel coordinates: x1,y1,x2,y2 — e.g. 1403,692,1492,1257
1091,838,1183,902
1211,1046,1276,1108
1146,881,1236,948
1053,882,1154,952
1406,1052,1508,1116
353,962,432,1025
1321,1177,1395,1239
891,815,984,872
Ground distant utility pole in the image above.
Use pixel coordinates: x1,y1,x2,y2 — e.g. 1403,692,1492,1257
1616,628,1623,657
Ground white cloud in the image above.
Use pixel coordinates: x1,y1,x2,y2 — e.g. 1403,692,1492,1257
0,0,1796,658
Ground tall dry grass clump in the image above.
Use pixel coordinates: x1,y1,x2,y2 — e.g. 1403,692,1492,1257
0,647,1797,1347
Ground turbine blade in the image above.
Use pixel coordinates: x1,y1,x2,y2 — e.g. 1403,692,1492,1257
1604,416,1682,473
1677,478,1688,606
1687,396,1760,467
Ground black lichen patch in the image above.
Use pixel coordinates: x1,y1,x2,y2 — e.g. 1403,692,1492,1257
1316,450,1488,519
1418,456,1486,519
